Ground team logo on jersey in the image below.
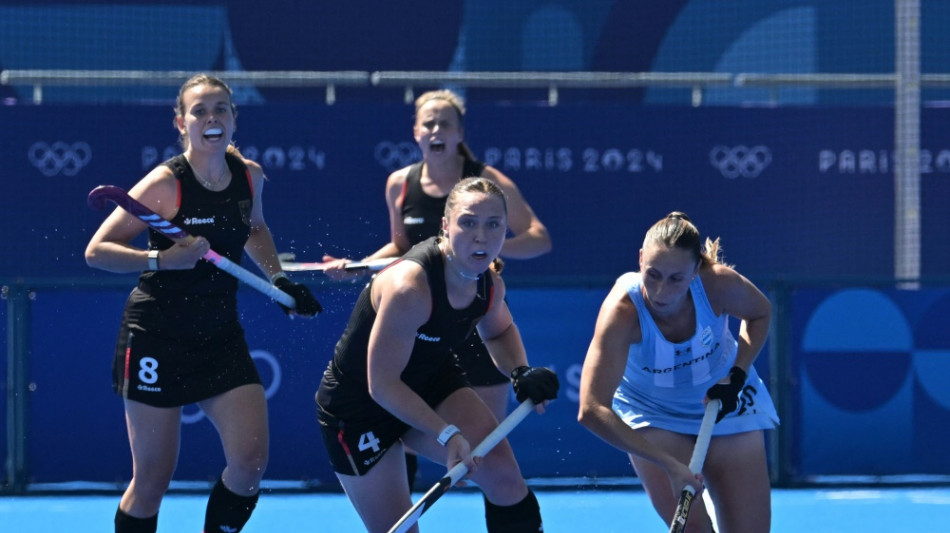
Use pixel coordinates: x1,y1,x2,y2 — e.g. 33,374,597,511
239,200,252,226
701,326,713,348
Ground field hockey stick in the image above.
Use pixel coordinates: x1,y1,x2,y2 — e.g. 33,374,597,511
87,185,295,308
668,399,721,533
277,253,395,273
387,398,536,533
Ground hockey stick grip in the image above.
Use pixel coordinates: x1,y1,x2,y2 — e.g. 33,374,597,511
388,399,536,533
88,185,295,308
668,399,720,533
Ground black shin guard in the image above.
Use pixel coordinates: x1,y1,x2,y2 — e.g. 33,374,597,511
484,490,543,533
114,508,157,533
203,477,259,533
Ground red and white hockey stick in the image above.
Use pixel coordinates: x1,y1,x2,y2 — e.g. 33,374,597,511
668,399,721,533
387,399,536,533
88,185,295,308
277,253,395,273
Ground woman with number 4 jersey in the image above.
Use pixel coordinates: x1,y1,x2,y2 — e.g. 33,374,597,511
316,178,559,533
578,212,778,533
322,89,551,427
85,74,321,533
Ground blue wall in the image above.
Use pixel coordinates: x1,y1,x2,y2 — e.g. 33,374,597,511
3,103,950,282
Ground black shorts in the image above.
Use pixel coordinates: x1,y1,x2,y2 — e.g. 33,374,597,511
112,292,260,407
452,330,509,386
317,360,468,476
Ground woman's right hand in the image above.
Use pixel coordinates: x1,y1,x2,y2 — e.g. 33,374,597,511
668,459,704,497
445,432,475,474
159,236,211,270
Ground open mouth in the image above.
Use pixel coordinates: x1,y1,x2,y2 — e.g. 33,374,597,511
204,127,224,141
472,250,488,260
430,139,445,152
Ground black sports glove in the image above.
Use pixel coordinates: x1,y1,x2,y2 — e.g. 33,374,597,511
705,366,747,422
510,365,559,404
273,276,322,316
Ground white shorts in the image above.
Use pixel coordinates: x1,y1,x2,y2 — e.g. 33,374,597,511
612,365,779,436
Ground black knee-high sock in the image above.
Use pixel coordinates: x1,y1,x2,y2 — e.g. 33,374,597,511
484,490,543,532
115,507,158,533
203,476,259,533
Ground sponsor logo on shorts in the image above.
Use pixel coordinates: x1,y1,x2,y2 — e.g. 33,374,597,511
416,332,441,342
363,453,384,467
403,216,425,225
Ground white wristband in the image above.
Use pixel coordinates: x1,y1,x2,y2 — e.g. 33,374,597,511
147,249,160,271
436,424,461,447
270,271,289,283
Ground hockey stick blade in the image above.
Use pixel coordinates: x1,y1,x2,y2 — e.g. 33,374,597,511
87,185,296,308
387,399,536,533
668,399,720,533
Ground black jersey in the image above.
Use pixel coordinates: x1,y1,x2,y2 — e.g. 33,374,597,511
112,152,260,406
139,153,253,298
317,237,495,422
134,152,253,338
400,158,486,245
400,158,510,387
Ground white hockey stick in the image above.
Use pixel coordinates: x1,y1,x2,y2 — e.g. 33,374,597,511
668,399,721,533
387,399,536,533
278,253,395,273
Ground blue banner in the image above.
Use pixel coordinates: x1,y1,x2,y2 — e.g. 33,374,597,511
3,104,950,283
792,286,950,476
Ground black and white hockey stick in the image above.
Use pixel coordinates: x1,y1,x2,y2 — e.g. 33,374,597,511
88,185,295,308
668,399,721,533
387,399,536,533
277,253,395,273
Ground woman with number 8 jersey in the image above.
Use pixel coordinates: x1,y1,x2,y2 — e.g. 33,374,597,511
85,74,321,533
316,178,559,533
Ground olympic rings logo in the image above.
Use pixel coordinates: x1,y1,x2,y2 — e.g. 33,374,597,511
181,349,282,425
28,141,92,176
374,141,420,171
709,145,771,179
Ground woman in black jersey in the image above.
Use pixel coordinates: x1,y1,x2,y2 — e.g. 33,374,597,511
85,74,321,533
316,178,558,533
322,90,552,485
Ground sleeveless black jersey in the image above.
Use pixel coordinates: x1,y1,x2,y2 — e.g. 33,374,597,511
317,237,495,420
400,158,486,245
134,152,254,338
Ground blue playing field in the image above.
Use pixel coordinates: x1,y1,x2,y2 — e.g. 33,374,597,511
2,485,948,532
